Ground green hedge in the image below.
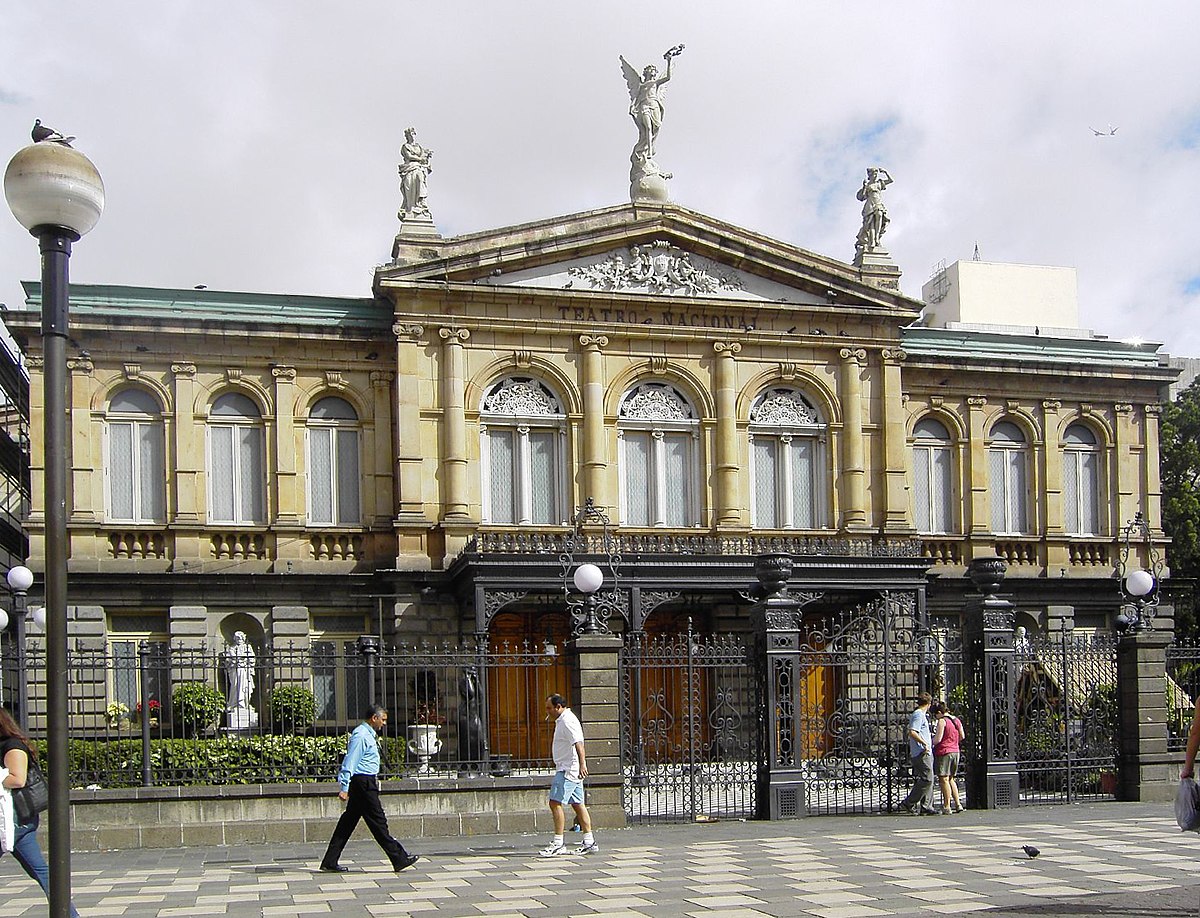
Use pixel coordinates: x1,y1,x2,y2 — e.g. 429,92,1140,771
52,734,415,788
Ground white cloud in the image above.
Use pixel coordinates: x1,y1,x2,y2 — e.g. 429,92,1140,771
2,1,1199,355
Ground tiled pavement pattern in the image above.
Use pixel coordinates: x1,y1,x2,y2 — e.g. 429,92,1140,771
8,804,1200,918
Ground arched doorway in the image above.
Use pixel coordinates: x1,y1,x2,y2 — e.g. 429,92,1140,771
487,609,571,768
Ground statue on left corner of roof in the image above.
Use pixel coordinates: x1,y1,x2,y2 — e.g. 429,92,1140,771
398,126,434,221
855,166,893,254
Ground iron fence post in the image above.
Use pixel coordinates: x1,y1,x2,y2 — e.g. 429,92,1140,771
1060,624,1072,803
686,617,697,821
963,557,1019,808
359,634,380,707
138,640,152,786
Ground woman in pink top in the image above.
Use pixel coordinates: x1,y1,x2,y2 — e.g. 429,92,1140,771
931,700,965,814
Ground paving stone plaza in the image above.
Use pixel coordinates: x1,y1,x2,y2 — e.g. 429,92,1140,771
9,802,1200,918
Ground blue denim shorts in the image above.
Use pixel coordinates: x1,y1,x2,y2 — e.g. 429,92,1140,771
549,771,585,805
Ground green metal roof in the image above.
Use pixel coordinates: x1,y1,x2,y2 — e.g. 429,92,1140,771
901,325,1169,370
18,282,388,330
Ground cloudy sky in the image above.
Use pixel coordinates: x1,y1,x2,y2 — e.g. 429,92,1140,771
3,3,1200,355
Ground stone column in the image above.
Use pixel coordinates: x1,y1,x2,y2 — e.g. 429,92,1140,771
712,341,743,528
966,396,989,537
879,348,911,531
573,633,627,829
170,363,201,525
370,370,396,527
963,557,1019,808
1143,404,1164,532
439,326,471,521
1116,628,1174,802
838,347,867,529
271,365,300,526
1040,400,1062,533
579,334,609,514
393,324,426,523
1112,402,1135,529
67,354,97,523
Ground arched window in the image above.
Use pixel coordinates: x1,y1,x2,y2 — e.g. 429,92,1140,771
989,420,1029,534
748,387,827,529
912,417,954,534
479,377,565,525
1063,423,1100,536
105,388,165,523
207,392,265,525
307,396,360,526
618,382,699,527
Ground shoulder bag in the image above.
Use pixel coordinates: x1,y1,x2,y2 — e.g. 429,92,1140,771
12,761,49,824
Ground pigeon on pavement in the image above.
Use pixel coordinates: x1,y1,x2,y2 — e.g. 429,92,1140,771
1022,845,1040,859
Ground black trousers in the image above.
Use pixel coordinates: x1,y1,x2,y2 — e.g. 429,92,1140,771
321,774,410,868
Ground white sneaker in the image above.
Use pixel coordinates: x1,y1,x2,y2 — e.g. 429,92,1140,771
538,842,566,858
576,841,599,855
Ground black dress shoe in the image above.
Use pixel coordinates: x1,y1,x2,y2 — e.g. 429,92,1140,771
319,864,349,873
394,854,420,872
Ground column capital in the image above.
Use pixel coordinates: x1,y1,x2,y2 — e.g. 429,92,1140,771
1144,403,1163,417
713,341,742,357
393,322,425,341
170,362,196,378
370,370,395,388
1041,399,1061,412
967,395,988,408
67,355,93,375
839,347,867,364
881,347,907,363
439,326,471,343
579,334,609,350
1114,402,1133,414
271,364,297,381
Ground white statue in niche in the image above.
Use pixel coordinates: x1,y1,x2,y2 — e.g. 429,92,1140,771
223,630,258,730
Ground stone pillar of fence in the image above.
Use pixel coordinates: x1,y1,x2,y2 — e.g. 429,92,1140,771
573,633,627,829
1117,626,1174,802
963,557,1019,808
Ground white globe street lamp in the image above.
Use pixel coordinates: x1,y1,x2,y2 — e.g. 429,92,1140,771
1116,511,1163,633
5,564,34,723
5,126,104,918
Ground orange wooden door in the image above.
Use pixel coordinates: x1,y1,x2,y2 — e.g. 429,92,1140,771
487,610,570,766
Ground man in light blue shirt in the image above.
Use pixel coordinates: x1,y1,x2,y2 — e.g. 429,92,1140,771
319,704,419,872
897,691,937,815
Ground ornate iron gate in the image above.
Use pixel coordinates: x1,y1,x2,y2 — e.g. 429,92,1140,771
779,594,964,815
1014,630,1119,803
620,624,758,823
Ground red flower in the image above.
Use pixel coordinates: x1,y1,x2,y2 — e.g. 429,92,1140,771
136,699,162,714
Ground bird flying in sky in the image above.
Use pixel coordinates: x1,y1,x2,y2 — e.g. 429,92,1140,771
1089,124,1119,137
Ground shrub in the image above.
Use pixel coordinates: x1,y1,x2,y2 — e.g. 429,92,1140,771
172,681,225,736
268,684,317,734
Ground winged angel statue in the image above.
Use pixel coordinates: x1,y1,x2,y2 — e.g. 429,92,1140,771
620,45,684,201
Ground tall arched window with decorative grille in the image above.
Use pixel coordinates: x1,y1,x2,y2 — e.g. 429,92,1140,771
105,387,166,524
748,387,827,529
479,377,566,525
618,382,699,527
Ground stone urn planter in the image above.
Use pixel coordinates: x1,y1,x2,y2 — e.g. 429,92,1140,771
406,724,443,774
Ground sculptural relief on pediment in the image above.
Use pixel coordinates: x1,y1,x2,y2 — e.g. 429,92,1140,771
567,240,742,296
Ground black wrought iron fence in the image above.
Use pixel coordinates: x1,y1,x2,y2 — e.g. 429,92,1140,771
1013,630,1119,803
1166,641,1200,752
12,637,558,787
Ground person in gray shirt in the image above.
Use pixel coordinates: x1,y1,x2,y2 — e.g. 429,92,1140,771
897,691,938,815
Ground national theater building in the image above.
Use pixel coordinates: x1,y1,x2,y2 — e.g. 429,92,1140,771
1,161,1177,681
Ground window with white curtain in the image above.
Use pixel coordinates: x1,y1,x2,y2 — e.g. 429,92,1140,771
1063,423,1100,536
207,392,266,525
989,420,1030,534
479,377,565,525
748,387,827,529
105,388,166,524
306,396,361,526
912,417,954,534
618,382,699,527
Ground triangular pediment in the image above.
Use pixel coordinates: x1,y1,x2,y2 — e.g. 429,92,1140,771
375,202,921,317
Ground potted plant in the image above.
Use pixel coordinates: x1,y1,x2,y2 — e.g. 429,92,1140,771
136,698,162,728
106,701,130,730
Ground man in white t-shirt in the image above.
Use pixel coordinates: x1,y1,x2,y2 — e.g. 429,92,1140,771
539,693,599,857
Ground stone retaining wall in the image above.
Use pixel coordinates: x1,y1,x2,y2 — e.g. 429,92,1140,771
62,774,626,852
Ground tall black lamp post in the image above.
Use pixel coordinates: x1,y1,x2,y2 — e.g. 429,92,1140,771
5,127,104,918
1115,511,1163,633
